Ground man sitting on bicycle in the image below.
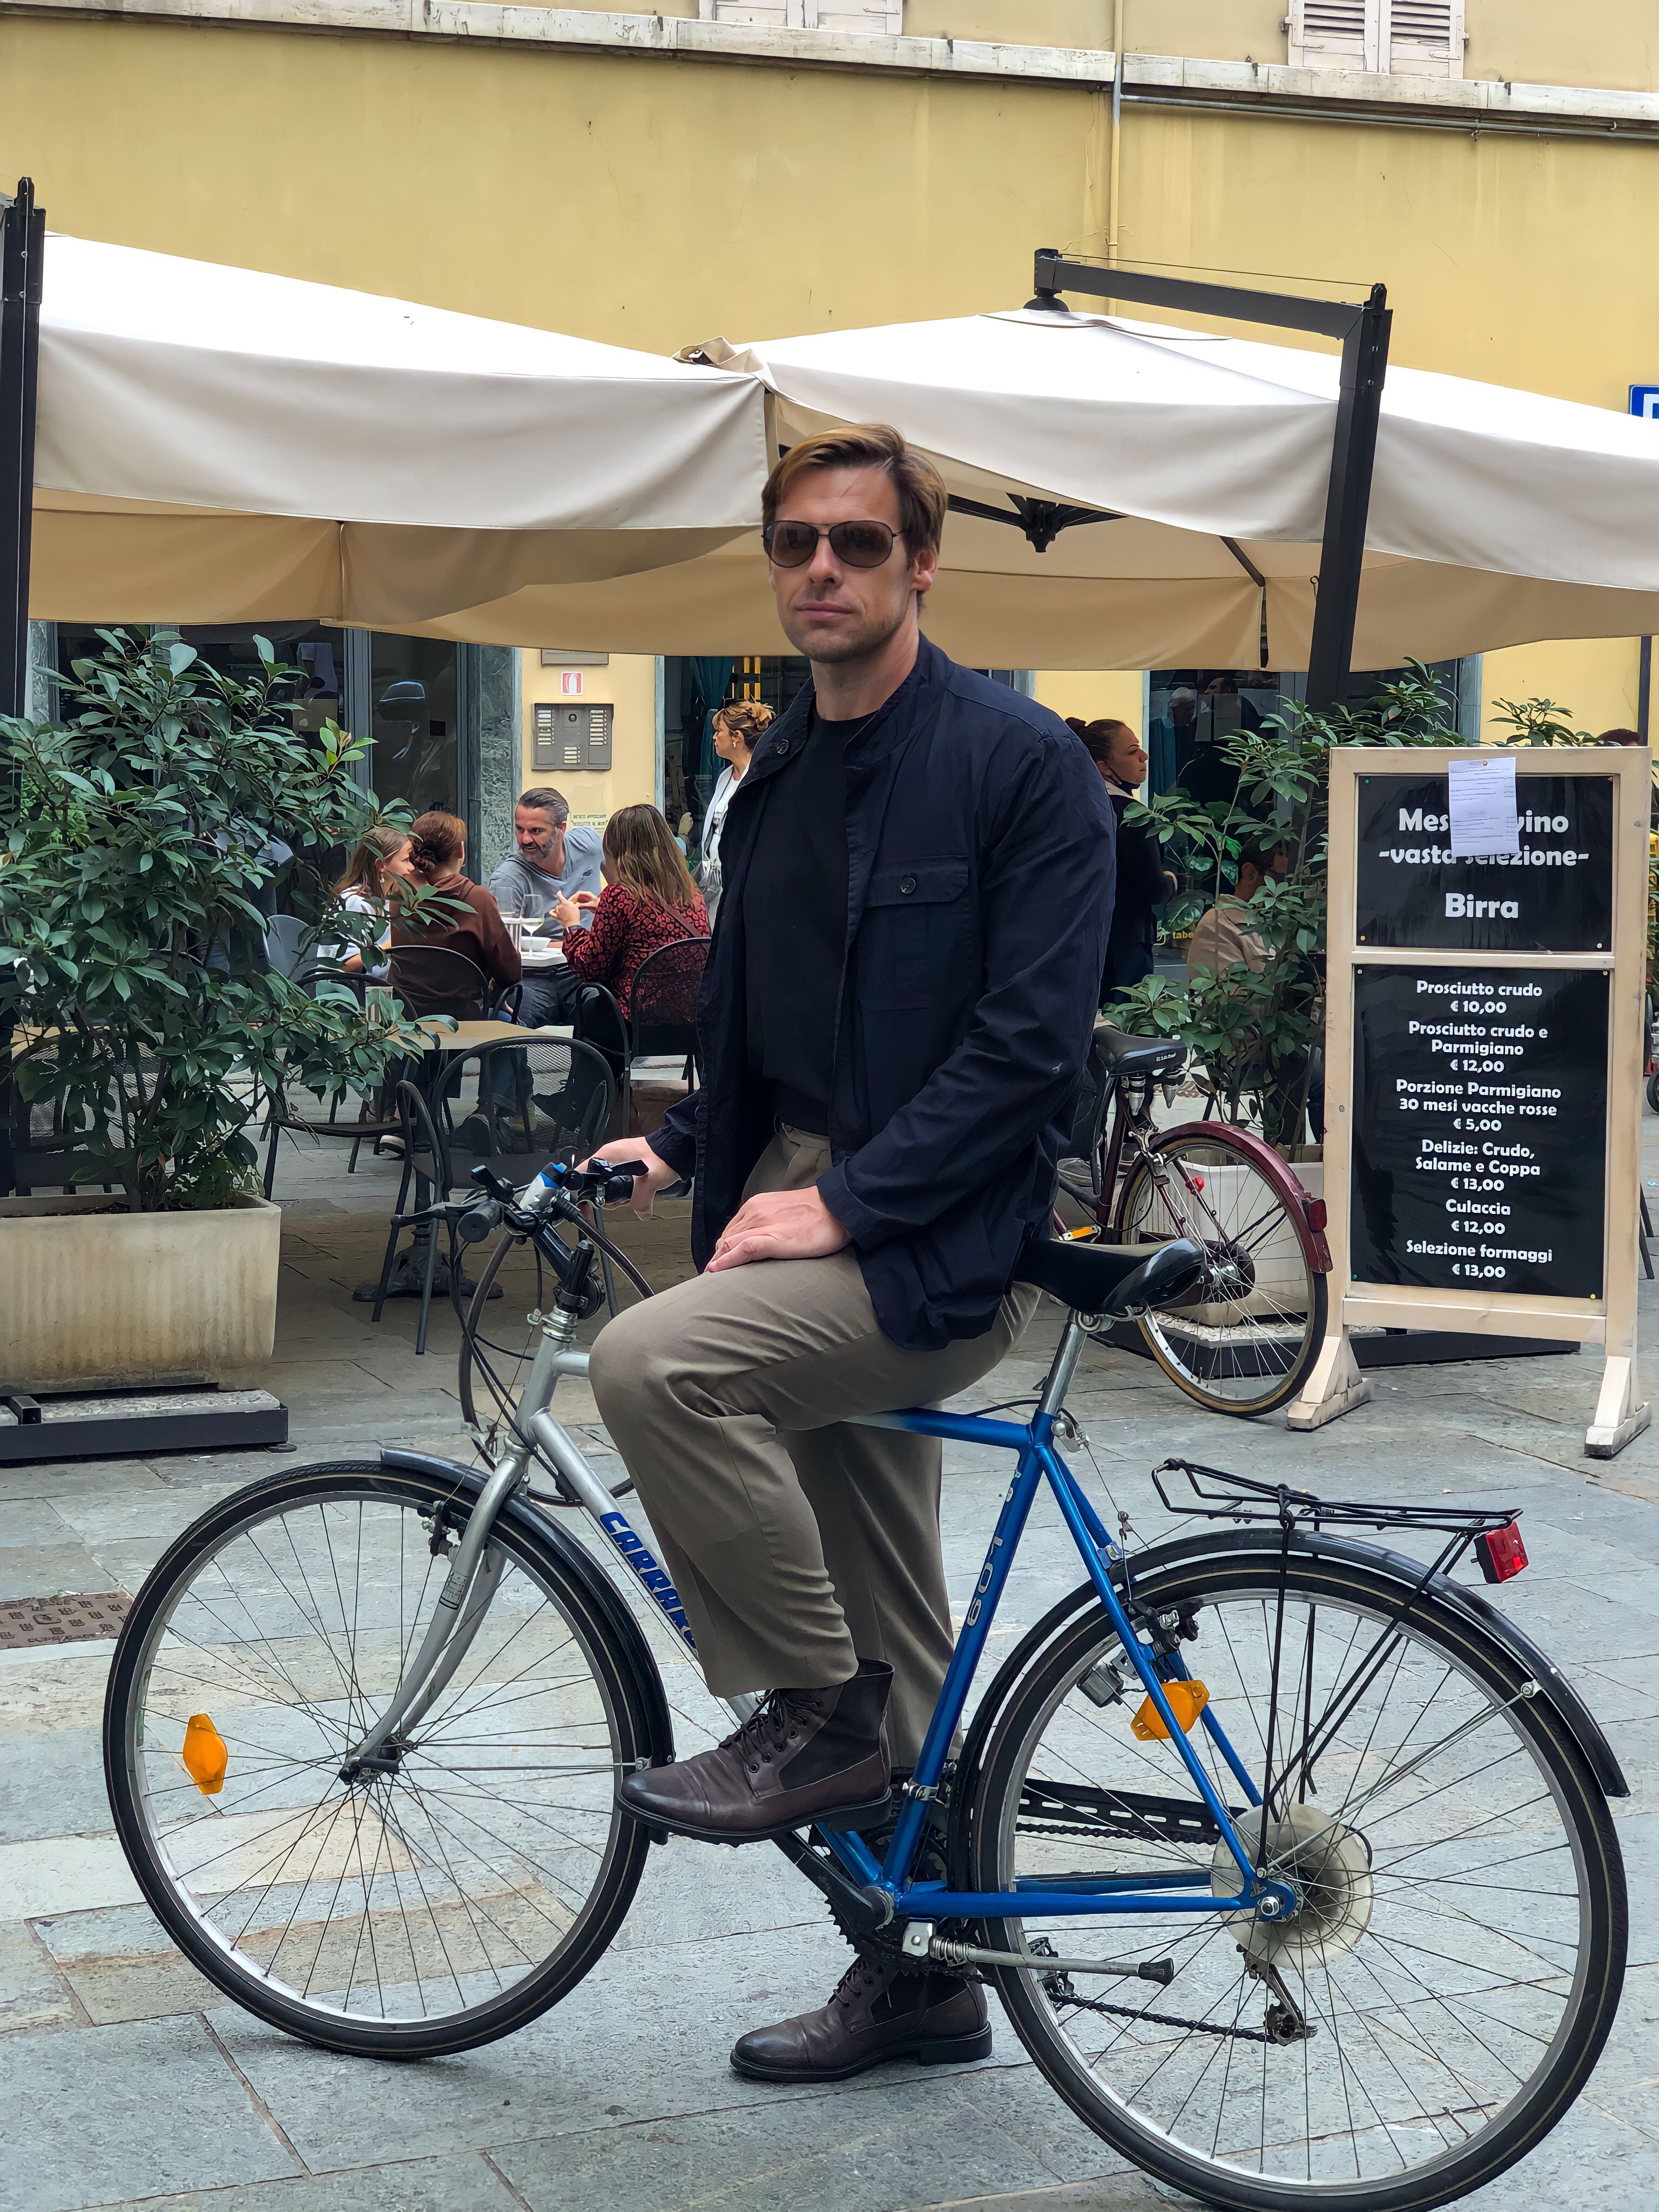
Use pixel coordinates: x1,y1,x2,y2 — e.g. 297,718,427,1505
588,423,1114,2082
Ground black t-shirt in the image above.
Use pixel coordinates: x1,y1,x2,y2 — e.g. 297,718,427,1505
742,710,858,1134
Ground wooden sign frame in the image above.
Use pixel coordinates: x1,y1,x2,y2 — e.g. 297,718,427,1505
1286,745,1651,1459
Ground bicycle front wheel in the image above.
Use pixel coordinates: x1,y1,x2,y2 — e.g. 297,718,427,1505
968,1543,1625,2211
1116,1129,1327,1415
104,1460,655,2056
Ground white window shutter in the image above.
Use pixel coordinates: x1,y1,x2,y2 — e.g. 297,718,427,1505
1382,0,1465,78
700,2,804,26
1286,0,1380,72
700,0,903,26
813,4,903,30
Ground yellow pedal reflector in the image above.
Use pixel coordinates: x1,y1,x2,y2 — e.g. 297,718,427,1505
1132,1680,1209,1741
181,1713,228,1795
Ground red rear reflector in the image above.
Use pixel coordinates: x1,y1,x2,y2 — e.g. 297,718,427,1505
1476,1522,1528,1584
1305,1198,1328,1232
1190,1174,1205,1191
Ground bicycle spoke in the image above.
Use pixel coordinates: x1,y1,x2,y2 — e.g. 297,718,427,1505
989,1572,1606,2198
121,1481,633,2036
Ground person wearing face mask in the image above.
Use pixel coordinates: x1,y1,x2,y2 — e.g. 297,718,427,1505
699,700,776,922
1067,718,1176,1003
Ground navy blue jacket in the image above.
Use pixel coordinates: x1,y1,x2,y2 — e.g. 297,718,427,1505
648,638,1115,1351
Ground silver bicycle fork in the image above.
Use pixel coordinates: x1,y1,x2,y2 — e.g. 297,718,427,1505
340,1305,757,1777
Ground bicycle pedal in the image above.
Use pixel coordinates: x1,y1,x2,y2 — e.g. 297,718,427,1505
816,1792,895,1833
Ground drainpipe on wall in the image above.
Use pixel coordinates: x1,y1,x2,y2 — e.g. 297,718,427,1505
1640,636,1652,744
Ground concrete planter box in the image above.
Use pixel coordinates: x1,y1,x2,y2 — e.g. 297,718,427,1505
0,1192,280,1392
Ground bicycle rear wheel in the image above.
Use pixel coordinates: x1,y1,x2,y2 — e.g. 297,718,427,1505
1116,1129,1327,1415
104,1459,655,2056
968,1543,1625,2211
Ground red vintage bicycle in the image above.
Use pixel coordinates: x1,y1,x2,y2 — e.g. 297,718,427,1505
1055,1020,1330,1415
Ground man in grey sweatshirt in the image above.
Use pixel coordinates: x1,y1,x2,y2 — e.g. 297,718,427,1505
487,786,603,1024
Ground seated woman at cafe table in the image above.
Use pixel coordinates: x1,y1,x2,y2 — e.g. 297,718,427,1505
556,802,708,1017
1185,839,1285,979
319,824,415,981
390,809,522,1015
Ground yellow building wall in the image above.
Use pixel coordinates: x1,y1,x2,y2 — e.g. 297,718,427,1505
520,653,659,830
1034,671,1144,729
0,20,1104,350
916,0,1659,97
1480,640,1645,744
4,14,1656,720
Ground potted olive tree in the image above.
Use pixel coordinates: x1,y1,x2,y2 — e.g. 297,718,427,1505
0,630,423,1391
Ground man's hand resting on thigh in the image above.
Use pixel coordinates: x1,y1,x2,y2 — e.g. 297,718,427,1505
707,1186,849,1272
578,1141,680,1219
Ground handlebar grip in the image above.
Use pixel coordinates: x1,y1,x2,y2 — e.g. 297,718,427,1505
456,1198,502,1245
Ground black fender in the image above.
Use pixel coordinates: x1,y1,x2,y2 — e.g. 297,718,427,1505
380,1448,675,1769
957,1525,1626,1808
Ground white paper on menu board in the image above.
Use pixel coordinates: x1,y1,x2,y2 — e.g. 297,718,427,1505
1447,753,1520,859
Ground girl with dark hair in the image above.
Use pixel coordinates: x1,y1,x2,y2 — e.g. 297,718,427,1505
1066,718,1177,1002
390,809,522,1013
556,802,709,1016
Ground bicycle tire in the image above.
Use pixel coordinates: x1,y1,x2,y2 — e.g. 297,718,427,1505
966,1543,1626,2212
104,1458,656,2058
1645,1069,1659,1116
1115,1128,1327,1416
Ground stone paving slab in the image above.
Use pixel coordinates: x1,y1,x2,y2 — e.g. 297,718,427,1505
0,1923,77,2035
0,1547,119,1603
207,1920,933,2171
0,2013,298,2212
2,1141,1658,2211
491,2068,1129,2212
34,1903,221,2027
46,2158,521,2212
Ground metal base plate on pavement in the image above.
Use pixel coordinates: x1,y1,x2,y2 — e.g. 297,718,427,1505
1105,1323,1578,1370
0,1386,288,1465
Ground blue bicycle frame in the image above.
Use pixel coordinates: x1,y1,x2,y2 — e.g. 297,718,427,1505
576,1325,1289,1934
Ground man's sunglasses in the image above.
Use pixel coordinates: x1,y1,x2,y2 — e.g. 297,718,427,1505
761,519,901,569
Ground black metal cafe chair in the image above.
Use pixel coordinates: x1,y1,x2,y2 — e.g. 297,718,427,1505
368,1081,462,1357
435,1036,617,1183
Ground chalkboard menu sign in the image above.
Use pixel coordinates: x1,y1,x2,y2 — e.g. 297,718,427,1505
1354,773,1613,953
1349,965,1608,1301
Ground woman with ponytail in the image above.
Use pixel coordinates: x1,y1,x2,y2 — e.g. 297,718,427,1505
699,700,774,922
1066,718,1177,1003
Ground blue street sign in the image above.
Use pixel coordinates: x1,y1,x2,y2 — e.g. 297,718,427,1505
1631,385,1659,420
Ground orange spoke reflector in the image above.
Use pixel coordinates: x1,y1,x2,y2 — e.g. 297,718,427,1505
1132,1680,1210,1741
181,1713,228,1795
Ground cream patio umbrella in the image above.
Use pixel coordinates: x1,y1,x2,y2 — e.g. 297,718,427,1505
24,234,769,636
421,304,1659,671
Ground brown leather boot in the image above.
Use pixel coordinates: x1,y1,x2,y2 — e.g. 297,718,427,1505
618,1660,893,1845
730,1950,992,2082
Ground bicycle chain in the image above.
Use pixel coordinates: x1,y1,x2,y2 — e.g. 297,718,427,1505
1042,1980,1275,2043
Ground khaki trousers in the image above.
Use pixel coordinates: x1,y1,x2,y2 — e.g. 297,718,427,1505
588,1128,1037,1764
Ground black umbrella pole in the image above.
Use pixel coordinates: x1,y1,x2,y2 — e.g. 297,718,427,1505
1,178,44,723
1304,284,1391,714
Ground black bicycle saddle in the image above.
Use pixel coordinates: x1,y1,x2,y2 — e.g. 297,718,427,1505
1095,1022,1187,1080
1015,1235,1205,1318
